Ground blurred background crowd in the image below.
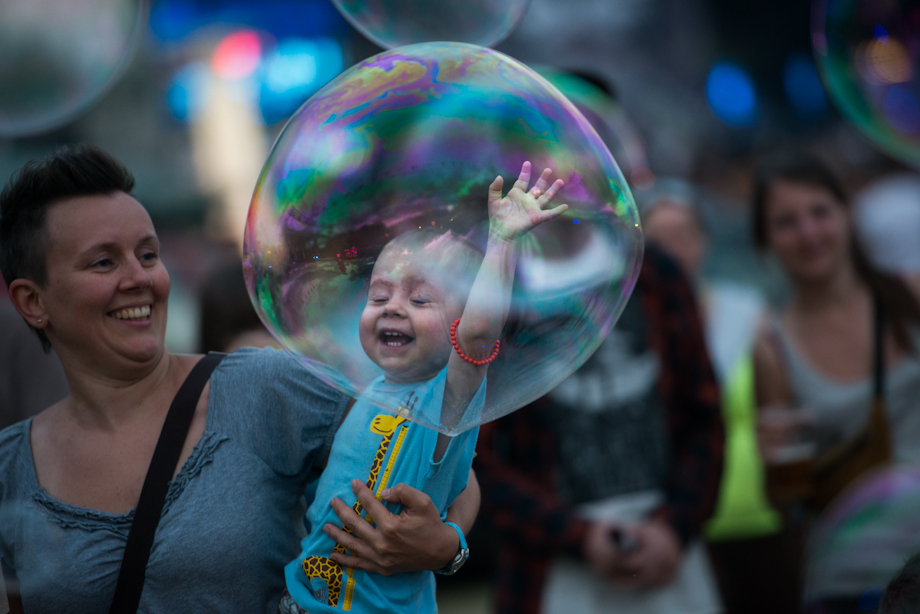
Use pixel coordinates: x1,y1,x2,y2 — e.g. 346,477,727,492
3,0,920,613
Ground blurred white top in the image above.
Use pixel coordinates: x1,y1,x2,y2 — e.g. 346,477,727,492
854,173,920,275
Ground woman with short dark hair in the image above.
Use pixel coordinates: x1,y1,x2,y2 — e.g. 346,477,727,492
0,145,476,613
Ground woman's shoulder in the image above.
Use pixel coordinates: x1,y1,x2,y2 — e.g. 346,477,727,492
0,419,35,490
211,346,343,403
205,347,348,479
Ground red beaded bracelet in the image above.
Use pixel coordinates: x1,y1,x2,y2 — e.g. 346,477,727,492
450,318,500,366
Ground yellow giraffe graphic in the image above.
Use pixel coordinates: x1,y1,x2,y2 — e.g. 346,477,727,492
302,413,409,609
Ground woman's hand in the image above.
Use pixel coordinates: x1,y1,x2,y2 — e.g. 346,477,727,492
488,161,568,242
756,406,814,464
325,479,468,575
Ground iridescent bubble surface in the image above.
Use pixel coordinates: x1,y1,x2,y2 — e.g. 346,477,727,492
0,0,146,138
805,466,920,605
536,68,653,188
813,0,920,168
244,42,642,434
332,0,529,49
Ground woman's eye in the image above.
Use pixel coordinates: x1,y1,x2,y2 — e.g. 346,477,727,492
92,258,114,268
411,297,429,306
140,251,158,263
772,214,796,230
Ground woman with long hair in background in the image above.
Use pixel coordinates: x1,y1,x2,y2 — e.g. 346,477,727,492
751,153,920,613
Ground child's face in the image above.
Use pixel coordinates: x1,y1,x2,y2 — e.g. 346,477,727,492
359,246,462,383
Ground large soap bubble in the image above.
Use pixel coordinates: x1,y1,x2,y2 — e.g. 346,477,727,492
813,0,920,168
805,466,920,607
332,0,529,49
244,42,642,435
0,0,146,138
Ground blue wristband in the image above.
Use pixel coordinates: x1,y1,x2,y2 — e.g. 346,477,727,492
436,522,469,575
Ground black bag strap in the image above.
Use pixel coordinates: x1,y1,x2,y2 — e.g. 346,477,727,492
108,352,227,614
873,295,886,403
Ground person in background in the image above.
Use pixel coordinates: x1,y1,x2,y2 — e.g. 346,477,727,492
0,297,69,431
640,180,794,614
474,239,724,614
751,152,920,613
198,257,276,353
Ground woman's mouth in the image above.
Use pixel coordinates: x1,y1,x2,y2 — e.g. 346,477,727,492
379,330,413,347
110,305,152,321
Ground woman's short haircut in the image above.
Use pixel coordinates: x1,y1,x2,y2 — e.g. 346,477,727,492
0,144,135,351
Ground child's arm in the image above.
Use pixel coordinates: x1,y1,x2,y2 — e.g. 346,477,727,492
441,161,568,427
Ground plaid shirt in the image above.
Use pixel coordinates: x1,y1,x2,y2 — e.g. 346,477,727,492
474,245,724,614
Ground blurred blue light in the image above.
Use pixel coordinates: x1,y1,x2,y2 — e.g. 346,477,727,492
783,52,828,116
166,61,211,122
259,38,344,124
884,85,920,134
150,0,348,42
706,62,756,126
874,24,889,44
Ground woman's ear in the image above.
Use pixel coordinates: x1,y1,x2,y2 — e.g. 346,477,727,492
8,278,48,330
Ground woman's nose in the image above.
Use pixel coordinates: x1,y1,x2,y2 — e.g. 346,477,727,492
119,256,153,291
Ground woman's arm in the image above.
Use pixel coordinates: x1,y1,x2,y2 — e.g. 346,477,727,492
752,319,807,464
323,476,480,575
751,319,793,408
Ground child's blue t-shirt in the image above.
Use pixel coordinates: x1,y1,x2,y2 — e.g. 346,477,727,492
285,367,483,613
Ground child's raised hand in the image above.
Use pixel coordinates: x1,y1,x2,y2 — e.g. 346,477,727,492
488,161,569,242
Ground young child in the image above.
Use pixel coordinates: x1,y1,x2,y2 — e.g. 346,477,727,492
282,161,567,613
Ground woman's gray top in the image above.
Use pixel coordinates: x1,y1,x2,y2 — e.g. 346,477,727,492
0,347,348,614
771,318,920,463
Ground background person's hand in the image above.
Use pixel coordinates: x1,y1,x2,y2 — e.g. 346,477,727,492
325,480,461,575
605,518,682,589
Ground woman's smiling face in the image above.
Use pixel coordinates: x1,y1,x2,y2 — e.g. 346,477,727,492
763,180,852,284
38,191,171,370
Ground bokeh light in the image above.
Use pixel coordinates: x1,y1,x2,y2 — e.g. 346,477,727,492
244,42,643,434
212,30,262,80
706,61,757,126
259,38,344,125
167,61,212,122
783,52,828,116
331,0,531,49
813,0,920,168
0,0,147,138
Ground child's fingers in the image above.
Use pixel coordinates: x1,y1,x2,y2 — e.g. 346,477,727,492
512,160,532,192
541,203,569,220
488,175,504,206
538,179,565,206
528,168,553,197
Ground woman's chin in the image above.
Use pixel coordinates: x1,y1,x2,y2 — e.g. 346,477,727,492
115,338,166,365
